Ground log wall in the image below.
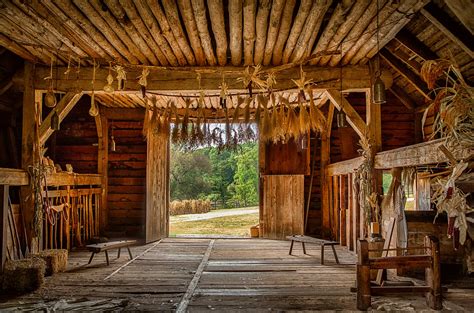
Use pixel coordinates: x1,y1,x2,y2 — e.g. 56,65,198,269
51,99,98,173
107,120,147,237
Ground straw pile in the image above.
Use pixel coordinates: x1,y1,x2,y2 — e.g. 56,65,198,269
170,200,212,216
2,258,45,293
33,249,68,276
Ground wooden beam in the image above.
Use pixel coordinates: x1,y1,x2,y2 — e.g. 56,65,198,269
380,48,431,100
394,29,438,61
444,0,474,35
0,168,29,186
1,185,8,271
39,92,83,145
388,85,415,111
321,102,335,239
95,109,108,232
421,3,474,59
374,139,472,169
325,89,368,140
15,65,393,93
328,157,364,176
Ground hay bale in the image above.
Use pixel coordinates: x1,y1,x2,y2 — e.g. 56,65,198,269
34,249,68,276
2,258,46,293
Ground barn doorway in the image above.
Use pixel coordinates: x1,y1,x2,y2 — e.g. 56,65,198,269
168,123,260,238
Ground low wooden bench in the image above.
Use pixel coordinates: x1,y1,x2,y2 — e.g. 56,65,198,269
86,240,136,266
286,235,339,265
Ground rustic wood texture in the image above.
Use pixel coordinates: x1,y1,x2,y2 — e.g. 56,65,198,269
262,175,304,240
0,238,470,311
145,125,170,243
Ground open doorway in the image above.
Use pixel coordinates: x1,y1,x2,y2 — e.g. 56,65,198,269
169,123,259,238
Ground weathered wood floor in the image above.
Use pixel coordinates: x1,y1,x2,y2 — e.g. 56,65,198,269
0,238,472,311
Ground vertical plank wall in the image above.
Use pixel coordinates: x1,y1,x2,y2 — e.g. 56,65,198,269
262,175,304,239
145,127,170,243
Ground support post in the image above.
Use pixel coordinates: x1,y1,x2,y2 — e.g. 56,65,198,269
96,111,108,233
321,102,334,238
425,235,442,310
339,175,347,246
357,239,371,310
1,185,8,271
20,62,36,250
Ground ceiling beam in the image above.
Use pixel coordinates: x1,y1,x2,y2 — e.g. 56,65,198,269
12,65,393,93
325,89,368,140
388,85,415,111
421,3,474,59
443,0,474,35
380,48,431,101
39,92,83,145
394,29,438,61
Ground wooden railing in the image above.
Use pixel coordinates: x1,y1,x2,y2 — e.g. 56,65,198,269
42,187,102,250
0,167,103,267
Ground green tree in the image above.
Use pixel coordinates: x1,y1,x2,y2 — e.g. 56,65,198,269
229,143,259,207
205,148,237,207
170,147,212,200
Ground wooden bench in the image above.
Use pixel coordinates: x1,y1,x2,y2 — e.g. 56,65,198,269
86,240,136,266
286,235,339,265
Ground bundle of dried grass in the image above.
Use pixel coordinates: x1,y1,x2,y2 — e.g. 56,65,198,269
3,258,46,293
34,249,68,276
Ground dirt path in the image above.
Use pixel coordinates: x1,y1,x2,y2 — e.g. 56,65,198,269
170,207,258,222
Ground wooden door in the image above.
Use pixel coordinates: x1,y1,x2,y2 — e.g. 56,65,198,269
145,127,170,243
261,175,304,239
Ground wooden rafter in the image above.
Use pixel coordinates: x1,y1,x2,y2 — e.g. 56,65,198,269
380,48,431,100
39,92,83,145
325,89,368,140
394,29,438,61
388,85,415,111
421,3,474,59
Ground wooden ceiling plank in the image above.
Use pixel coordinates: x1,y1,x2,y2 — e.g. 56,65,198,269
73,0,140,64
161,1,196,66
41,0,108,60
380,48,431,100
421,3,474,58
40,92,84,145
340,0,393,66
228,0,244,66
147,1,188,66
242,0,256,66
271,0,296,65
119,0,170,66
443,0,474,35
190,0,217,66
316,0,371,66
133,0,182,66
262,0,286,66
310,1,354,65
11,0,88,59
290,0,331,63
362,0,430,63
207,0,228,66
281,0,312,64
53,0,127,63
0,33,39,63
325,89,368,139
89,0,149,64
254,0,271,65
176,0,207,65
394,29,438,61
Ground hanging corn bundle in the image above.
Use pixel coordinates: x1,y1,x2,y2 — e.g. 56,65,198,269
420,59,473,248
88,60,99,117
103,62,114,93
114,65,126,90
308,88,327,133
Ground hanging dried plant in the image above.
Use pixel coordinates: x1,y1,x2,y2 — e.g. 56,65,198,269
421,59,451,90
286,100,300,139
298,101,310,135
138,67,150,98
233,96,245,123
142,97,151,137
243,96,252,125
261,99,271,142
114,65,126,90
308,89,326,133
104,62,114,93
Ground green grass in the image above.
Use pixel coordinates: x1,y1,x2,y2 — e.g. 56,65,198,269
169,212,259,237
